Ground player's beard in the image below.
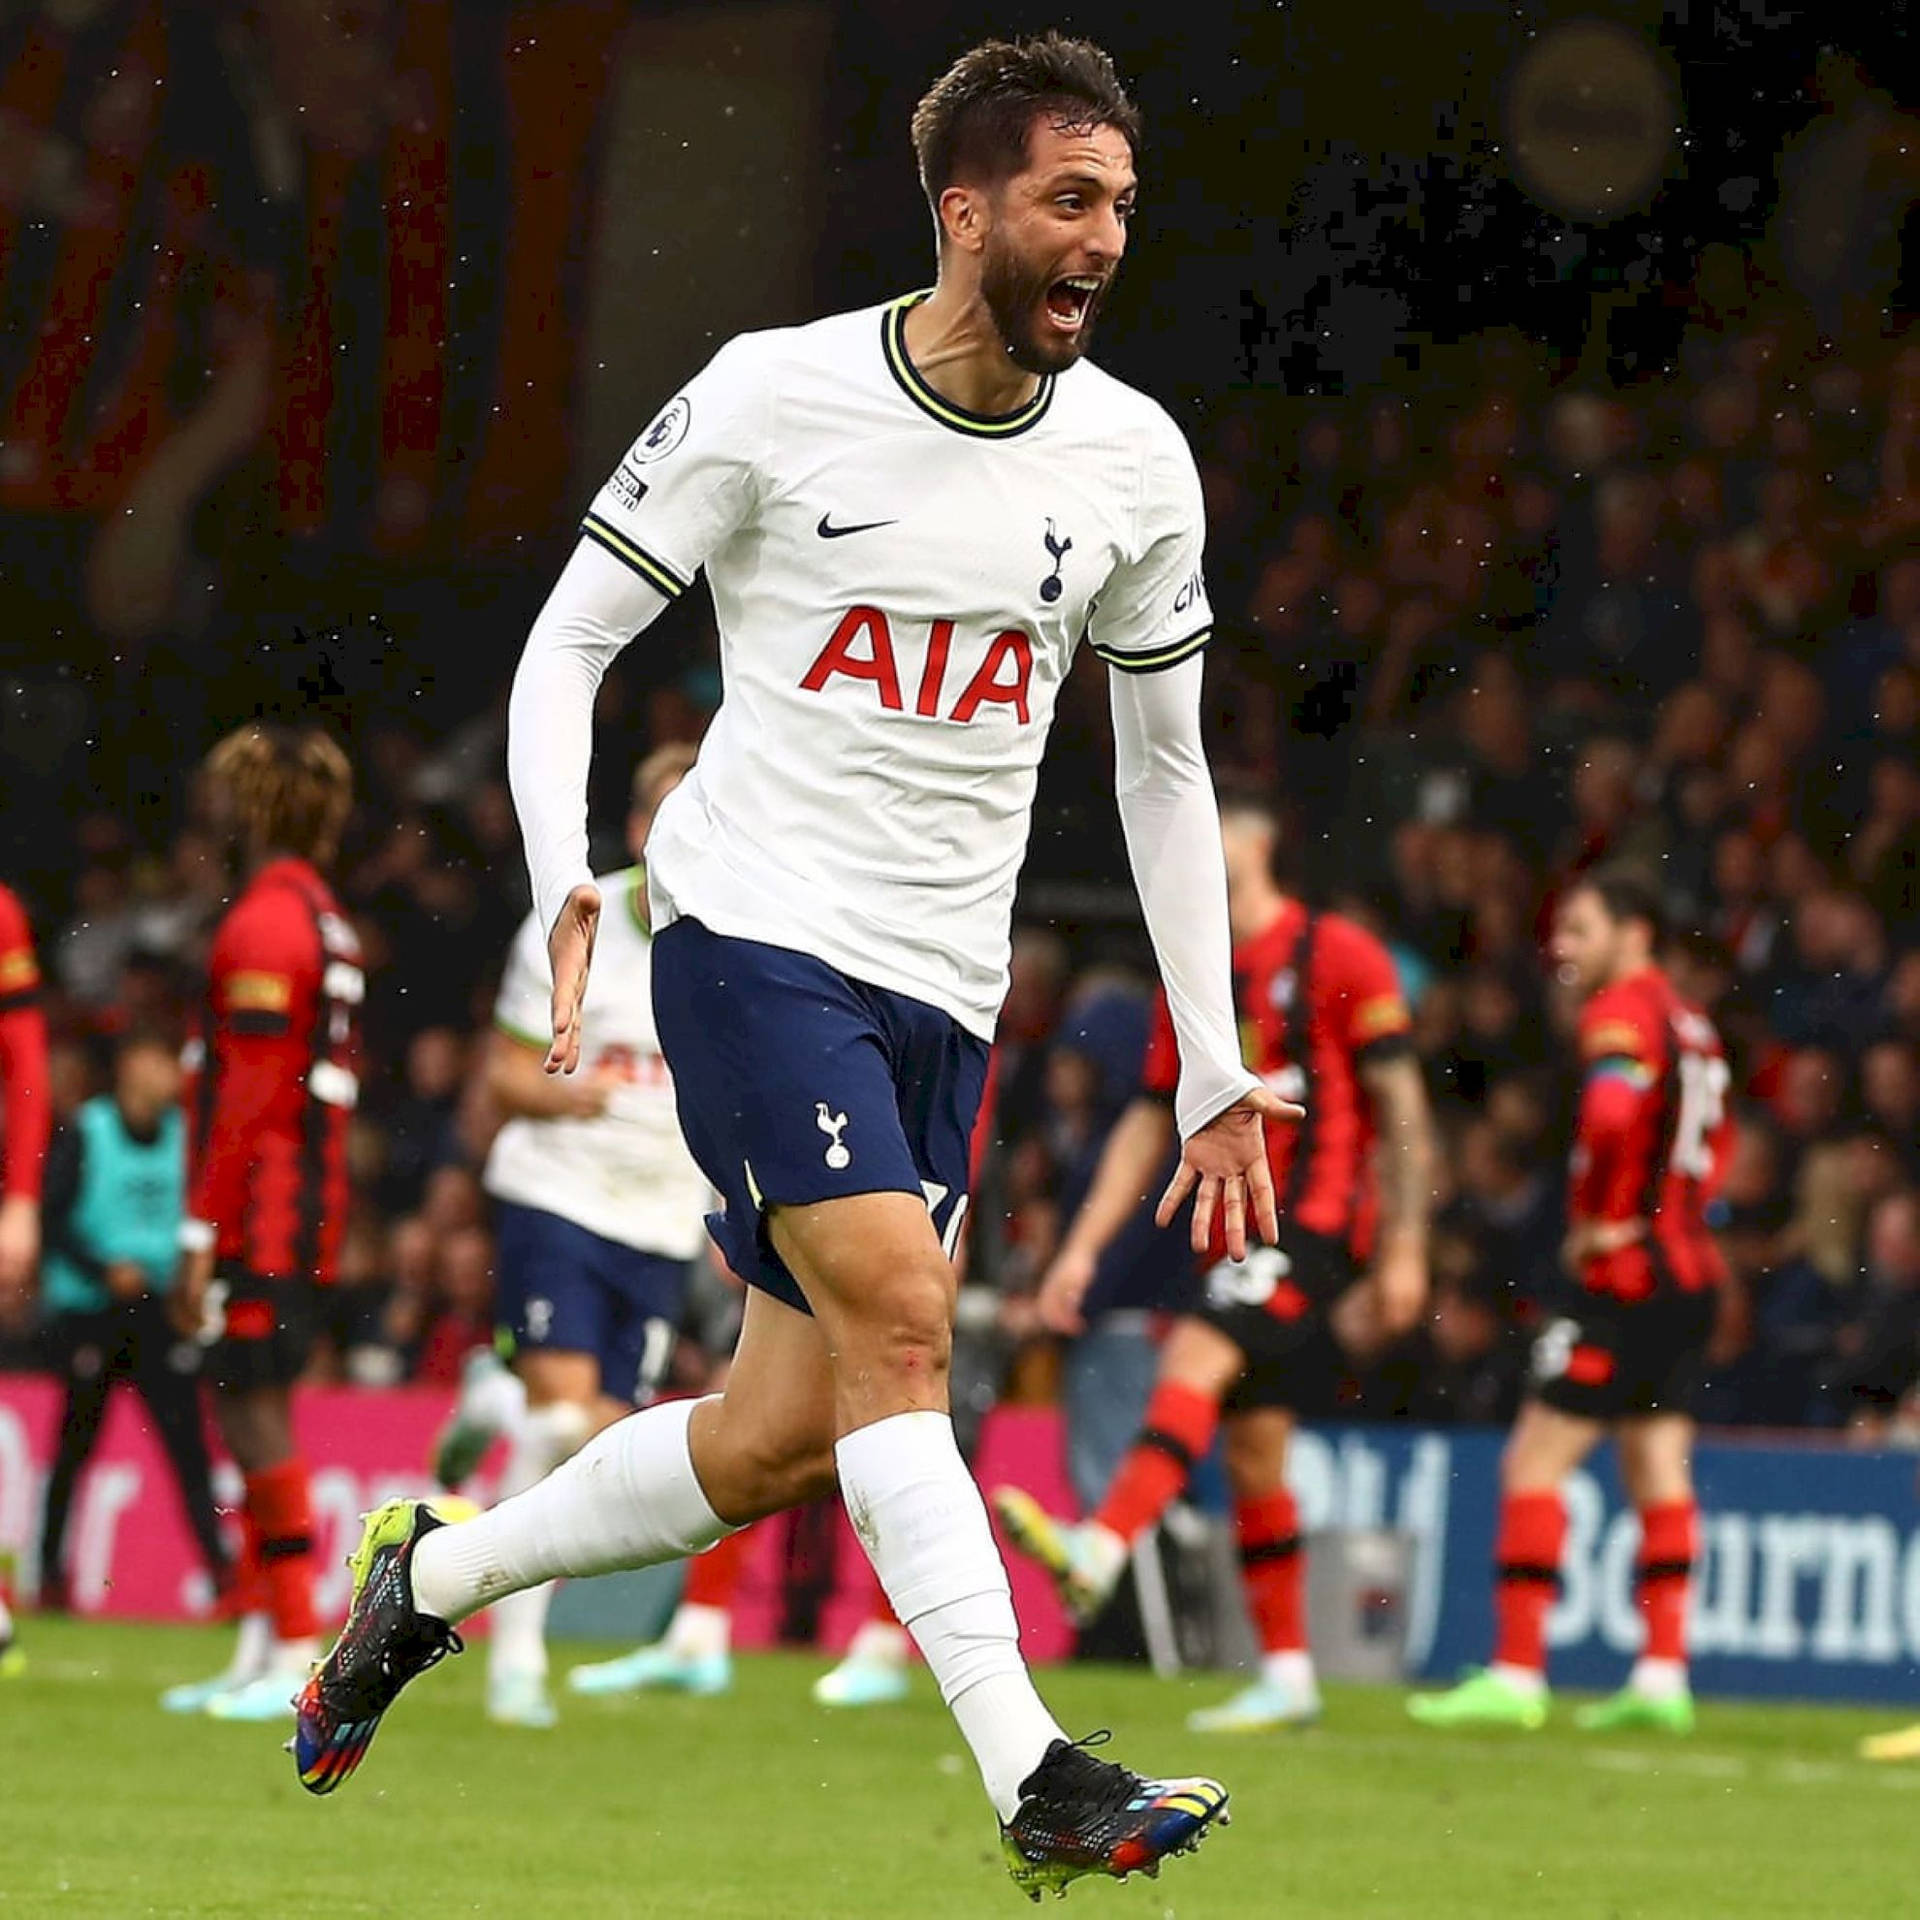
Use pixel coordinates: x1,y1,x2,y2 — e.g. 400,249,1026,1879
980,234,1103,378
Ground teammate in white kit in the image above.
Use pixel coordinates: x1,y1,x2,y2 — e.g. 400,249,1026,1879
431,745,710,1729
295,35,1295,1899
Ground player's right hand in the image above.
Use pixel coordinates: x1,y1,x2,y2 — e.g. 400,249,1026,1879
545,882,602,1076
168,1244,216,1342
1157,1086,1302,1262
0,1193,39,1295
104,1259,148,1303
1036,1240,1099,1336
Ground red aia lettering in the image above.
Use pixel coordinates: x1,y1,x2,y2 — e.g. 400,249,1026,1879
802,610,1032,724
800,605,903,710
915,619,954,717
949,630,1033,724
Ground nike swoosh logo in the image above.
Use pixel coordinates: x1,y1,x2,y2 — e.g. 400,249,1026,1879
817,514,898,539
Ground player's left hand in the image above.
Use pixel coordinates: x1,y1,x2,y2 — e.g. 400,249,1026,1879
1367,1235,1429,1338
1157,1086,1303,1262
545,882,602,1076
1561,1216,1645,1272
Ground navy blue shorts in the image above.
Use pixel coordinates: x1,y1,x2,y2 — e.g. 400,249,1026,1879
650,917,989,1315
492,1200,690,1404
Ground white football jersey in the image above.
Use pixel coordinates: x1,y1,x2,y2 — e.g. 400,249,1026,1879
483,867,709,1259
582,293,1215,1039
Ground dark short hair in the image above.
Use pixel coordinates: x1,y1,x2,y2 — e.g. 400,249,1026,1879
116,1026,177,1059
1214,776,1303,889
1213,774,1283,838
910,33,1140,216
1571,864,1669,945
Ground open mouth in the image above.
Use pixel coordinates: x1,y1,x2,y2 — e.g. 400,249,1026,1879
1043,275,1102,332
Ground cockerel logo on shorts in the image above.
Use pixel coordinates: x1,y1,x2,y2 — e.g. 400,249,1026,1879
815,1103,852,1169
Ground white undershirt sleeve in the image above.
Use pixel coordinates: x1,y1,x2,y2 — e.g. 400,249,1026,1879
506,537,673,940
1109,652,1259,1139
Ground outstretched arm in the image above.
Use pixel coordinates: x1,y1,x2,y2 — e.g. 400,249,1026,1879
506,541,670,1073
507,539,669,944
1110,654,1300,1259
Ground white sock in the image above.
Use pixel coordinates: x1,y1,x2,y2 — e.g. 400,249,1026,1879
412,1396,728,1626
264,1635,319,1677
229,1611,273,1682
461,1354,530,1440
0,1594,13,1640
836,1411,1065,1821
487,1401,593,1684
1260,1648,1317,1698
1629,1656,1688,1700
1489,1661,1547,1699
1078,1522,1130,1593
843,1618,910,1668
664,1602,732,1661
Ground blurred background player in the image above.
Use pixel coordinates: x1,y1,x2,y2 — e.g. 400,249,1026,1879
997,791,1433,1731
38,1032,230,1614
161,726,363,1720
560,1263,921,1709
0,879,51,1675
1409,868,1732,1735
432,745,712,1728
569,1499,915,1706
561,1259,759,1703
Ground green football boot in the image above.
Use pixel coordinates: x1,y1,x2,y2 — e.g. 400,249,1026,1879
1574,1686,1695,1735
1407,1668,1549,1731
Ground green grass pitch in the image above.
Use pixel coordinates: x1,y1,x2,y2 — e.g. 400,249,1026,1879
4,1619,1916,1917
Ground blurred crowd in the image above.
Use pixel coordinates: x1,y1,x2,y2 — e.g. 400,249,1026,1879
1,7,1917,1435
1179,264,1920,1439
8,264,1920,1439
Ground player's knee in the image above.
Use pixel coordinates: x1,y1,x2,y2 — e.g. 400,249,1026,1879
1499,1445,1559,1496
1161,1317,1246,1399
836,1264,954,1386
1222,1419,1287,1496
214,1391,293,1474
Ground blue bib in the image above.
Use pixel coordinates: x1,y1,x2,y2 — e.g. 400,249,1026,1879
41,1098,184,1315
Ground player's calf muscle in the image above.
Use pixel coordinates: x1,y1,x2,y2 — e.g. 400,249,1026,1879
690,1397,836,1522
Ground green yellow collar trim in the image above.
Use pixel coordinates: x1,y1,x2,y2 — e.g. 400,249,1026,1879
881,291,1055,439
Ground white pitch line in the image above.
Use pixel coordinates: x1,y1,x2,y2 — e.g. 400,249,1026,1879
1775,1760,1846,1786
1585,1747,1749,1780
19,1659,118,1682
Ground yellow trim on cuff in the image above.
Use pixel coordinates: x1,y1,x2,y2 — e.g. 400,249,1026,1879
1092,625,1212,674
581,514,688,599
